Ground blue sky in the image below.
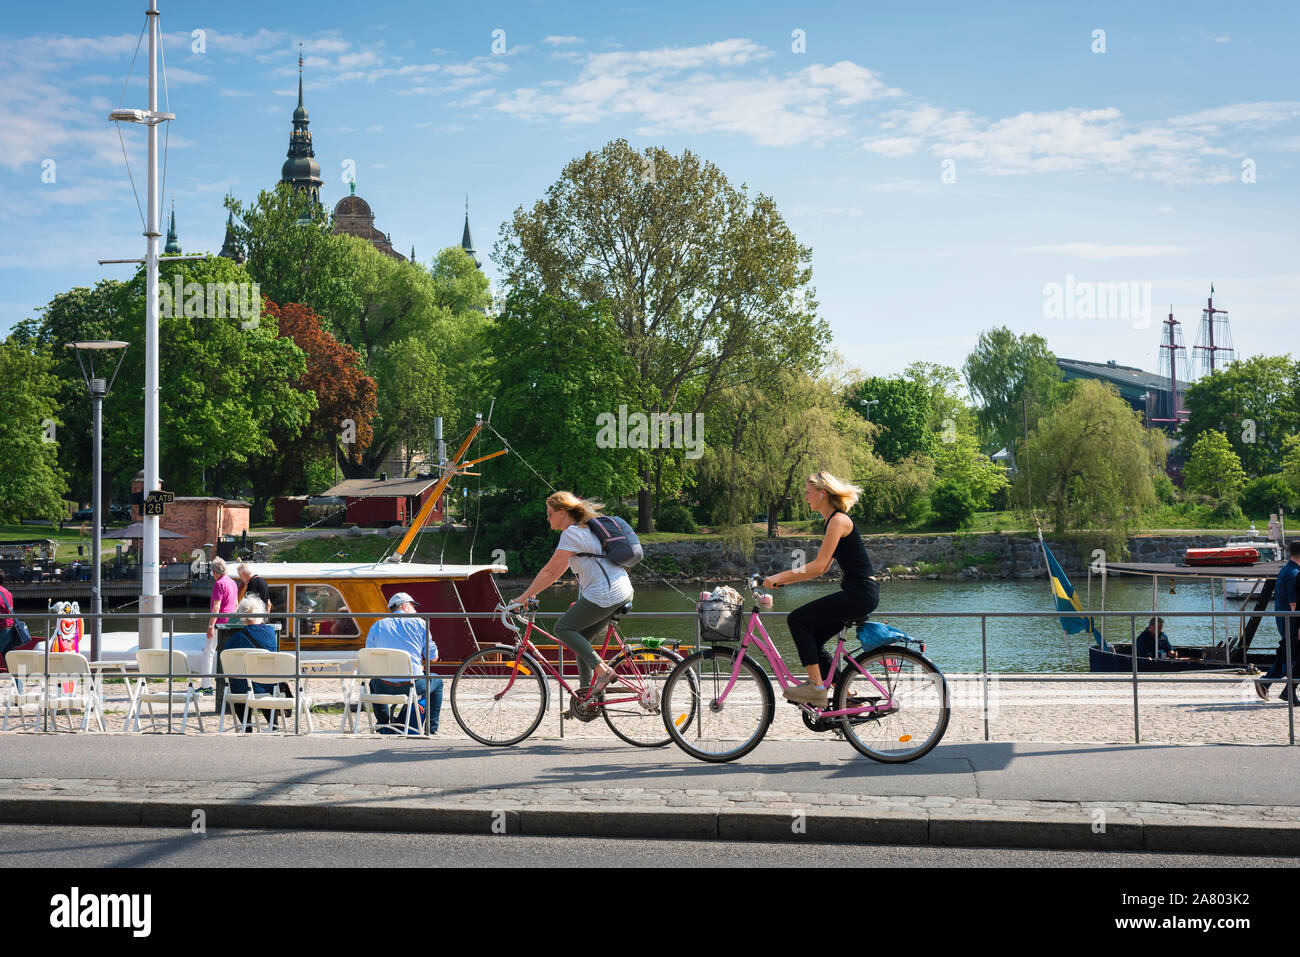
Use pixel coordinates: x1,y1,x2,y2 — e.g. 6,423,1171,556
2,0,1297,385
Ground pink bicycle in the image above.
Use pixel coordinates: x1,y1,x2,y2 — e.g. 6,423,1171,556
449,599,697,747
661,575,950,763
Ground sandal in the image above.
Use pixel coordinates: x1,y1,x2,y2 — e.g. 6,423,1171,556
590,667,618,696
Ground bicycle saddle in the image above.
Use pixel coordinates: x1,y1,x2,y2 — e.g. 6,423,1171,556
615,601,633,618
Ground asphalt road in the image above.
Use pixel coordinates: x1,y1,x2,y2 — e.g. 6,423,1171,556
2,825,1293,868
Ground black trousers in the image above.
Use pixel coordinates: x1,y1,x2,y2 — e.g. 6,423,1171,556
787,581,880,676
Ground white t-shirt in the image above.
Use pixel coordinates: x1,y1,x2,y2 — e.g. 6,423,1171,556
558,524,634,607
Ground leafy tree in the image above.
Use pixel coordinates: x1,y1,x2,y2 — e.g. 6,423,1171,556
1282,434,1300,497
855,452,936,526
1183,429,1248,502
243,300,378,514
1020,380,1164,545
496,138,830,531
699,367,869,537
330,240,492,477
0,342,69,522
845,376,935,463
479,288,640,568
107,257,316,496
963,327,1063,458
1240,474,1300,520
1181,355,1300,479
10,281,127,504
904,360,975,436
223,186,359,327
932,429,1010,512
931,479,977,530
370,336,449,478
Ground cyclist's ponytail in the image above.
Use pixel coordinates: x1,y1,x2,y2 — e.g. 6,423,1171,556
807,470,862,512
547,491,604,526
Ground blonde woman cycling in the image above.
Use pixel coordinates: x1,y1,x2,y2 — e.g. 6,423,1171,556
513,491,631,707
762,470,878,706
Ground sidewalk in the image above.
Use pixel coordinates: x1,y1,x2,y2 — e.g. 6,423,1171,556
1,736,1298,855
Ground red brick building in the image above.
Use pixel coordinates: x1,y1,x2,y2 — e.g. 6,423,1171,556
130,474,251,562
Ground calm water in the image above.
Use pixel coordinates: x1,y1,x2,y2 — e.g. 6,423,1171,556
535,577,1255,673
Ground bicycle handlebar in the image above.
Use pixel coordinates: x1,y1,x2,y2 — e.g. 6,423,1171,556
496,598,539,633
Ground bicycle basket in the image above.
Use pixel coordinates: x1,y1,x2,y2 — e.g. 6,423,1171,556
857,620,907,654
698,586,744,644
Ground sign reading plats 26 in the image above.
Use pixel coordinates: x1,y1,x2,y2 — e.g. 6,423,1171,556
143,491,175,516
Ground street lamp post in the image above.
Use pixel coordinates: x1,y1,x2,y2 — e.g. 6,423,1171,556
65,340,128,663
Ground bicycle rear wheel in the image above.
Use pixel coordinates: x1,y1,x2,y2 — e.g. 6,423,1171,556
662,648,773,763
834,646,949,762
602,647,694,747
451,646,549,746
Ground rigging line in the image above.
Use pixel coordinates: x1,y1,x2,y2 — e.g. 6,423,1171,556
116,125,147,231
158,15,170,217
468,430,482,565
118,19,147,108
115,19,149,231
484,422,557,493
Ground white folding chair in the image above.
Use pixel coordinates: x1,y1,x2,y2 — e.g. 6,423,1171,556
242,652,314,734
129,649,206,734
39,652,104,732
347,648,418,734
218,648,254,733
3,650,46,730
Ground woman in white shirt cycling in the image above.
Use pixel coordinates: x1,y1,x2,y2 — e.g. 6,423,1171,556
513,491,632,703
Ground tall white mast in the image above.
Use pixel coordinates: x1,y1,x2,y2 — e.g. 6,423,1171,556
140,0,161,649
105,0,201,647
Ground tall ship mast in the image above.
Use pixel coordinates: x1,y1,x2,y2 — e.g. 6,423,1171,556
1192,284,1235,378
1149,307,1191,425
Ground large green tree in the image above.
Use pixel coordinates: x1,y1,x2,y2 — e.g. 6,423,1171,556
1180,355,1300,479
223,186,360,326
9,281,126,505
328,240,492,477
0,342,69,522
963,327,1063,459
845,376,936,463
495,139,830,531
700,367,869,537
106,257,317,496
1020,380,1165,544
479,288,639,567
1182,429,1248,502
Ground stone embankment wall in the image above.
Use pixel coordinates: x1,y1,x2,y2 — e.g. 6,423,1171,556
637,533,1230,582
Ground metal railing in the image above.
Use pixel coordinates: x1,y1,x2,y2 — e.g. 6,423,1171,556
2,607,1296,745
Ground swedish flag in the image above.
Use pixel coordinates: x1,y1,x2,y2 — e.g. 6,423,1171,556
1039,531,1105,647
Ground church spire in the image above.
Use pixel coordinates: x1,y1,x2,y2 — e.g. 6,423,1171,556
219,198,244,264
461,195,480,269
280,43,323,206
164,200,181,255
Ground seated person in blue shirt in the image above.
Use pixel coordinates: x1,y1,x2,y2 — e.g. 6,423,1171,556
1134,617,1173,659
223,595,279,728
365,592,443,733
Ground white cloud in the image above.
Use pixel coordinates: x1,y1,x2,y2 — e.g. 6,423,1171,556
859,101,1294,184
1169,101,1300,131
1022,243,1190,259
494,42,898,147
545,36,585,45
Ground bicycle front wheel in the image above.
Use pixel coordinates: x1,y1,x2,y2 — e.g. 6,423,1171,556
602,647,693,747
662,648,773,763
834,646,949,762
451,646,549,746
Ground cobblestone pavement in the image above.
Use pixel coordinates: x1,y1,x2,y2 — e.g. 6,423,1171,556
59,673,1299,745
5,775,1300,824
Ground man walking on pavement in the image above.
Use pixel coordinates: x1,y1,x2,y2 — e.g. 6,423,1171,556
1257,540,1300,702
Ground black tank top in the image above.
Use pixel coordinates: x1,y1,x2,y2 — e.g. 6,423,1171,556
829,509,873,593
